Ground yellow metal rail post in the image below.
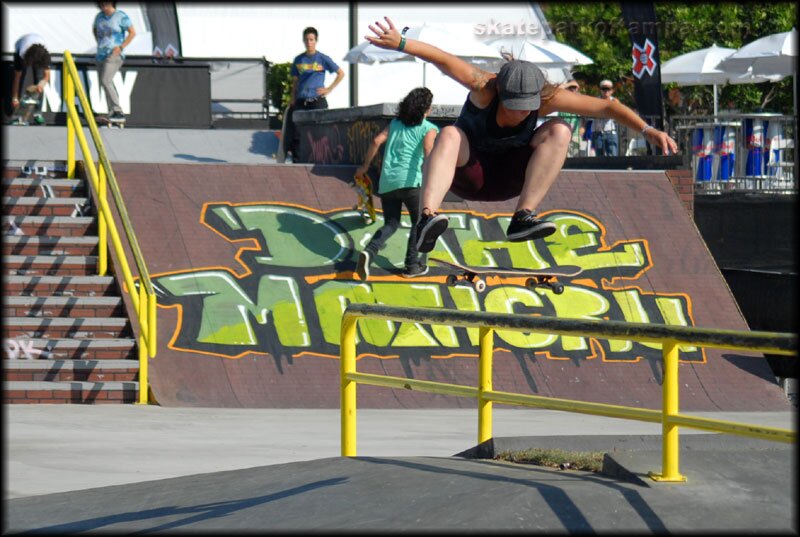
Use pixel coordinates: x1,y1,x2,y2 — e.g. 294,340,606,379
478,326,494,444
97,164,108,276
64,70,76,179
137,281,149,404
649,340,686,482
341,314,358,456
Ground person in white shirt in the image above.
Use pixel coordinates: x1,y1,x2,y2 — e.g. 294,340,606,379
592,79,619,156
11,33,51,124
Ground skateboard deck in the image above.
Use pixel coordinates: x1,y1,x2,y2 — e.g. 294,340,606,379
275,104,291,163
11,86,40,125
430,257,582,294
97,116,125,129
351,172,377,224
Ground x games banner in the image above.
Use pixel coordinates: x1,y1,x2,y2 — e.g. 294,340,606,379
620,2,664,139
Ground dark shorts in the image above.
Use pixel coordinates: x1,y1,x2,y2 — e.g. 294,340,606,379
451,142,534,201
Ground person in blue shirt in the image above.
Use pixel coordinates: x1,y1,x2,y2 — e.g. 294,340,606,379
355,87,439,280
284,27,345,162
93,1,136,123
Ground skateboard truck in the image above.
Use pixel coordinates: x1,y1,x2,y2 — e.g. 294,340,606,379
525,276,565,295
432,256,580,295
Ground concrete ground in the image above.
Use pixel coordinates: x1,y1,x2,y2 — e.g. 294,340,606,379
4,405,797,532
4,124,280,165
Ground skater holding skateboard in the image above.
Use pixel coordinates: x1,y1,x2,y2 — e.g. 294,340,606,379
365,17,678,253
355,87,439,281
10,33,51,125
93,1,136,126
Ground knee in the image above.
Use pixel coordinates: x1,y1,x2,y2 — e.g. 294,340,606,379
533,119,572,149
437,126,463,147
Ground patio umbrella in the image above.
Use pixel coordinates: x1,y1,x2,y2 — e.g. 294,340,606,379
344,24,503,86
482,36,593,84
716,28,797,115
661,44,780,116
716,28,796,76
491,38,594,67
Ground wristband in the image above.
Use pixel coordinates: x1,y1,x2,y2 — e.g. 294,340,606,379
642,124,654,135
398,26,409,51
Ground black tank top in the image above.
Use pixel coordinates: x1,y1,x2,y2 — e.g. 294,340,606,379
454,94,539,153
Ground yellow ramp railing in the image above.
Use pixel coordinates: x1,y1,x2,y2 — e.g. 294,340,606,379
62,50,157,404
340,304,796,482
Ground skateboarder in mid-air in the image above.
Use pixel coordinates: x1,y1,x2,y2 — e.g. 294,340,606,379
365,17,679,254
355,87,439,280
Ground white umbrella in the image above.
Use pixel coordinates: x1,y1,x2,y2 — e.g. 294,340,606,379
661,44,781,116
716,28,797,115
489,37,594,67
716,28,796,76
344,24,503,86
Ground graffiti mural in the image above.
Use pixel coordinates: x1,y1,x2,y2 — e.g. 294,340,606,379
142,202,704,366
347,120,384,169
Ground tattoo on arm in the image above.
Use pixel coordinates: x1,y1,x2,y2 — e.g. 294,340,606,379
468,67,490,91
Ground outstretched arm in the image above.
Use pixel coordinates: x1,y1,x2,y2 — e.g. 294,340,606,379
542,90,679,155
366,17,493,95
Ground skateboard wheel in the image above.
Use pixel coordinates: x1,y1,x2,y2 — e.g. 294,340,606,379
525,278,536,289
551,282,564,295
446,274,458,286
473,279,486,293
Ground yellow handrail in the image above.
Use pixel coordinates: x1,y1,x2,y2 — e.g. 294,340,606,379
62,50,157,404
340,304,796,483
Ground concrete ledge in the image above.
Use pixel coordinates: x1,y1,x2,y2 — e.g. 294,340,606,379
4,380,138,390
294,103,463,124
292,103,463,165
4,359,138,370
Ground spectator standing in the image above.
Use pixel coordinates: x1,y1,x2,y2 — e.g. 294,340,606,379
11,33,51,125
284,26,345,162
592,79,619,156
355,87,439,280
93,1,136,124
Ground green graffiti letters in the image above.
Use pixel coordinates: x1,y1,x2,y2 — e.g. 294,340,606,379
151,203,702,363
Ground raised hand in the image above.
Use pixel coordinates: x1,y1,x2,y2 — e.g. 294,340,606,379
366,16,402,50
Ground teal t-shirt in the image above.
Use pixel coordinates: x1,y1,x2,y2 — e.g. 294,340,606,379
378,118,439,194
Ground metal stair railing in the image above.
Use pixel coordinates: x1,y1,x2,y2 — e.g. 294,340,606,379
62,50,156,405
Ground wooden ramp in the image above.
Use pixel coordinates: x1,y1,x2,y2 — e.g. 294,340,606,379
109,163,789,411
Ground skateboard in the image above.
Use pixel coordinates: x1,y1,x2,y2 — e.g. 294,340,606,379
430,257,582,294
351,171,377,224
10,86,42,125
97,115,125,129
275,104,291,163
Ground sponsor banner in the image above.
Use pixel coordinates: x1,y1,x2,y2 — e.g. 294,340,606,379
2,58,211,127
620,2,664,135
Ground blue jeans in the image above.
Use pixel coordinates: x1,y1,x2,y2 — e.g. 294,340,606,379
593,131,618,156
